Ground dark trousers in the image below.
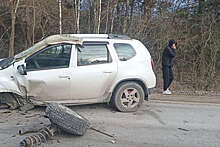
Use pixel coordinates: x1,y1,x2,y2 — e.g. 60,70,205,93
162,66,173,91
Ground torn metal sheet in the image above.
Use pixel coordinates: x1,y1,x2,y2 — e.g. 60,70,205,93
0,93,34,110
15,34,82,61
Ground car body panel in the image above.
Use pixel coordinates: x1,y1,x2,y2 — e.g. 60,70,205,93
108,39,156,91
69,43,117,100
0,34,156,106
25,68,71,101
0,64,25,96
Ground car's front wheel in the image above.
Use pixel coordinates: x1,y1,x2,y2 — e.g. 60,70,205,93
112,82,145,112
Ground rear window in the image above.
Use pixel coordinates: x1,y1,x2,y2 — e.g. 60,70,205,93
113,43,136,61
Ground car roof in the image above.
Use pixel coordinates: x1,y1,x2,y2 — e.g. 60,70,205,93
14,34,133,61
73,34,131,40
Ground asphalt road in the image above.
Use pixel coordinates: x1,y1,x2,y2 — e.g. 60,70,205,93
0,100,220,147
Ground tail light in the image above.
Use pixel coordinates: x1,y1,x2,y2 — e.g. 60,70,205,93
151,58,155,69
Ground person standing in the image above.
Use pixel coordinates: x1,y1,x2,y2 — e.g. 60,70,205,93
162,39,177,95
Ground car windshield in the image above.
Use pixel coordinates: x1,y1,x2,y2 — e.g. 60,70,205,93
0,56,14,70
14,40,46,60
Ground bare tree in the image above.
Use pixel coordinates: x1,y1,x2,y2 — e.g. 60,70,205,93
75,0,80,33
104,1,110,33
9,0,20,57
59,0,62,34
110,0,118,33
122,0,129,33
94,0,101,33
32,0,35,44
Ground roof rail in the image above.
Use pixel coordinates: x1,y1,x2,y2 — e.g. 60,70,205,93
68,34,131,40
70,34,108,39
108,34,131,40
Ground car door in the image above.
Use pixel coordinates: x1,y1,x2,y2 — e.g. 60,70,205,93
70,42,117,100
24,44,73,101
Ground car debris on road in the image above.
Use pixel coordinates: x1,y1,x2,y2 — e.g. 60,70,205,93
20,126,56,147
18,103,115,147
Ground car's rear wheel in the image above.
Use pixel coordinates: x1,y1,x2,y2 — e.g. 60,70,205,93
112,82,144,112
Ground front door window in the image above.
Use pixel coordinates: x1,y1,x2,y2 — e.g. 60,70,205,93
26,44,72,71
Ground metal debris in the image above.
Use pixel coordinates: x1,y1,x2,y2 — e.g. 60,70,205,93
0,104,9,109
0,93,34,111
20,126,56,147
90,127,115,138
178,128,190,132
19,122,51,135
108,140,116,144
24,114,41,118
1,110,11,114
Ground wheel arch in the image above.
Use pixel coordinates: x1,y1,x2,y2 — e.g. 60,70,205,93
111,78,149,101
0,91,24,98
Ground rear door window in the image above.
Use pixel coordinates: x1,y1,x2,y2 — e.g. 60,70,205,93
77,44,112,66
113,43,136,61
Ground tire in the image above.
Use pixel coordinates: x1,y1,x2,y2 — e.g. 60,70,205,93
45,103,90,136
112,82,145,112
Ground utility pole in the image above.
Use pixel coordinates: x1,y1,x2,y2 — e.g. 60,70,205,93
59,0,62,34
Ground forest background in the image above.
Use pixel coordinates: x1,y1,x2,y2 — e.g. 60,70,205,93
0,0,219,91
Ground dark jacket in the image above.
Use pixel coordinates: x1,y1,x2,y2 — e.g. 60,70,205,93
162,46,176,67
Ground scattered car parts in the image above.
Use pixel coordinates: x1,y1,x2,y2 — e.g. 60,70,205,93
45,103,90,136
20,126,56,147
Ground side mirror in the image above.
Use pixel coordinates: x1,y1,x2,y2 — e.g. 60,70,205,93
17,65,27,75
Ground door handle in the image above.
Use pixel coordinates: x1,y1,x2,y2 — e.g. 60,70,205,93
59,76,71,79
103,71,113,74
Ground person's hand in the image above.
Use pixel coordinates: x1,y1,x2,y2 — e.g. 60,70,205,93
172,44,177,50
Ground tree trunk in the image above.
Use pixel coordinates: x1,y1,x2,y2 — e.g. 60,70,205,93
94,0,101,34
76,0,80,33
32,0,35,45
9,0,20,57
129,0,134,25
105,1,110,33
9,11,15,57
110,2,117,33
26,6,32,48
59,0,62,34
123,0,129,34
94,0,97,33
198,0,205,14
88,0,91,33
97,0,101,34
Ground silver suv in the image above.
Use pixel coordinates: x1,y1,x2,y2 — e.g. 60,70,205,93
0,34,156,112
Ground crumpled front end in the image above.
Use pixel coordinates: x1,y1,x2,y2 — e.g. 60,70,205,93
0,64,22,92
0,65,33,110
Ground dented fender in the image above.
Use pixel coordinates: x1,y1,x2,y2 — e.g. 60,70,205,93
0,63,26,97
0,79,24,97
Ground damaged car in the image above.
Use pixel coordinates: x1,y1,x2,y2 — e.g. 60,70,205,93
0,34,156,112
